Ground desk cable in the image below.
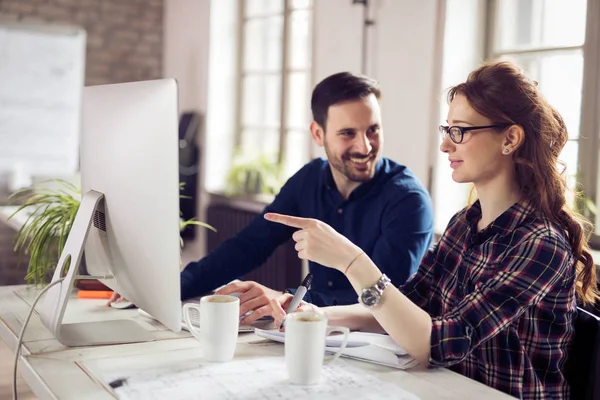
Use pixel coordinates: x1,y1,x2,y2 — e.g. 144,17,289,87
12,275,112,400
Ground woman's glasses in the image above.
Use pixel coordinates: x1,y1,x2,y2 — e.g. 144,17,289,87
439,124,512,144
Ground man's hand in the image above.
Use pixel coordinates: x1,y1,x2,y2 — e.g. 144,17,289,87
216,281,292,324
106,292,126,307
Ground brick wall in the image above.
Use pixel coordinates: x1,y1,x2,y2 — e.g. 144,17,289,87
0,0,164,85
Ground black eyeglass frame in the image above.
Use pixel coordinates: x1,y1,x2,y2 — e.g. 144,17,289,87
439,124,512,144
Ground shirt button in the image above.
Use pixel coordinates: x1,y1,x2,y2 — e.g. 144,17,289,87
327,281,333,287
337,208,343,214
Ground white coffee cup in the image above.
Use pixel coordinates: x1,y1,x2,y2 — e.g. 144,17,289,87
285,312,349,385
182,295,240,362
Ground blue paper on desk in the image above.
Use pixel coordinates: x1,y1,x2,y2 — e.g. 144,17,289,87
254,328,419,369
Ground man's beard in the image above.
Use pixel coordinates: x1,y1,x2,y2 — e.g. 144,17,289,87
325,145,378,183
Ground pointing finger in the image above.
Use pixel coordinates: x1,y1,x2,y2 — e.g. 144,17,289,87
264,213,313,229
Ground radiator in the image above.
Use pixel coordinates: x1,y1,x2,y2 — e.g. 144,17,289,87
0,220,29,285
206,204,302,291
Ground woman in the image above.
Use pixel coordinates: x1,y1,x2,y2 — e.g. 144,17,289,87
265,60,598,399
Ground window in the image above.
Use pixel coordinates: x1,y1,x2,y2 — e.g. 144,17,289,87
432,0,487,233
489,0,587,204
237,0,313,180
434,0,600,241
489,0,600,246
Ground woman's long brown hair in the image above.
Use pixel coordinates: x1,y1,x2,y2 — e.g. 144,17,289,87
448,60,599,305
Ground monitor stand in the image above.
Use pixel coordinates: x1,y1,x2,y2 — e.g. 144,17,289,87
39,190,153,347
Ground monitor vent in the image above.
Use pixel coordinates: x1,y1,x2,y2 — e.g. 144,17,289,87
93,210,106,232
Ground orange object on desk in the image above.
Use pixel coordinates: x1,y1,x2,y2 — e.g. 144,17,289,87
77,290,114,299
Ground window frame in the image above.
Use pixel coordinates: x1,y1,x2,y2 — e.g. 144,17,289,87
578,0,600,248
234,0,313,167
486,0,600,248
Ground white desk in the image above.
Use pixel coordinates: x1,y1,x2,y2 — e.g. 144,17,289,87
0,285,514,400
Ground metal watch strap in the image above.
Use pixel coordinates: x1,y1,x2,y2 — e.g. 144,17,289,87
374,274,391,293
358,273,391,308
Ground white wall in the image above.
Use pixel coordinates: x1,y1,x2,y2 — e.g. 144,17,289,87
163,0,212,261
203,0,239,194
311,0,363,79
312,0,445,187
163,0,211,113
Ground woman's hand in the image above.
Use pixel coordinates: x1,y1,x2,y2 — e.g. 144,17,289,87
269,296,324,330
264,212,362,272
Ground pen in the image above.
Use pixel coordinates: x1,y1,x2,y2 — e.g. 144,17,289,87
280,273,313,329
108,377,128,389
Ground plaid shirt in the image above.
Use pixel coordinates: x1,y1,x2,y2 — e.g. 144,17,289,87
400,200,577,399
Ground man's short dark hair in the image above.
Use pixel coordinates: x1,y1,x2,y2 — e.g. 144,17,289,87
311,72,381,130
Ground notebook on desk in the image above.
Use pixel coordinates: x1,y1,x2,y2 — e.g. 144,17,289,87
254,328,419,370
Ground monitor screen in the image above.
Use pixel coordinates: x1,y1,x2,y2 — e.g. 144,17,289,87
40,79,182,346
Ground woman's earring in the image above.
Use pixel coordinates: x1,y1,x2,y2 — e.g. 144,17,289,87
503,148,510,155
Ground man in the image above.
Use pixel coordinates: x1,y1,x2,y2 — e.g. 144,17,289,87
180,72,434,323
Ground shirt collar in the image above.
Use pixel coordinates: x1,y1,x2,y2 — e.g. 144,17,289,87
323,158,385,200
466,199,536,240
324,164,336,189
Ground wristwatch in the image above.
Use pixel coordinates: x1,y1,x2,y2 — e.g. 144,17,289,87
358,274,391,308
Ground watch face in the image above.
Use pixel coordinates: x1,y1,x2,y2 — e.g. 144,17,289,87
360,289,380,307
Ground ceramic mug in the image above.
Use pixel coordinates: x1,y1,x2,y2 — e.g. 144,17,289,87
285,312,349,385
183,294,239,362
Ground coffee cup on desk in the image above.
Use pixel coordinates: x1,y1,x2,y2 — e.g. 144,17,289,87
182,295,239,362
285,312,349,385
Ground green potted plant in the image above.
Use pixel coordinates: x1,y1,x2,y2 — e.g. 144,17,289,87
177,182,216,246
8,179,215,286
225,151,283,197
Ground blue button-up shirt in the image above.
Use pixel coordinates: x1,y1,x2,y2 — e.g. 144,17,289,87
180,157,434,306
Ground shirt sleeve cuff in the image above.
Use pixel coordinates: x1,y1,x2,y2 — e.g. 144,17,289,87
428,316,473,368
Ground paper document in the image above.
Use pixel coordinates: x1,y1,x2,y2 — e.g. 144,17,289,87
255,328,419,370
102,357,420,400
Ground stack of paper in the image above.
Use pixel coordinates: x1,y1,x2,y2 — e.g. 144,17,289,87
254,329,419,369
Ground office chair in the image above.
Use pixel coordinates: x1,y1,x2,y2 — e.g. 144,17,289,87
566,306,600,400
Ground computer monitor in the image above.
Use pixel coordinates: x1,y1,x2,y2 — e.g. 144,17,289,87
39,79,182,347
